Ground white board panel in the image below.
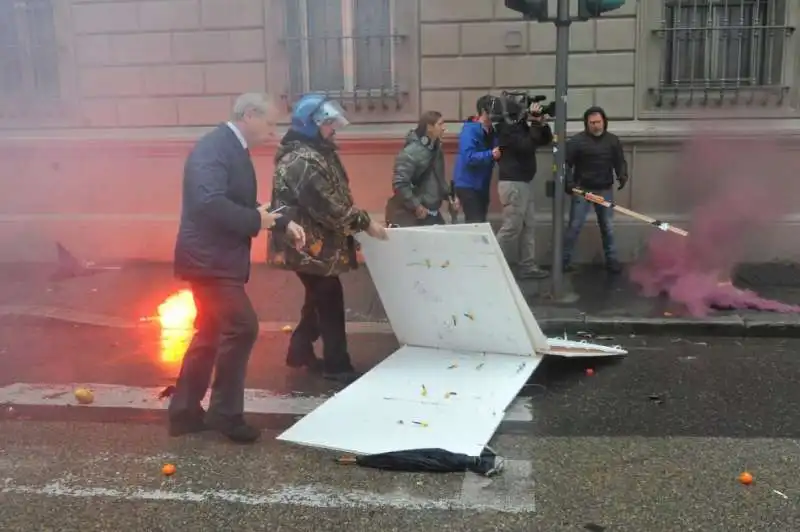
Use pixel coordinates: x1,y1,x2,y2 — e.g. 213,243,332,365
542,337,627,357
396,223,550,352
277,346,539,456
279,224,628,459
357,228,536,357
400,225,627,359
317,346,543,414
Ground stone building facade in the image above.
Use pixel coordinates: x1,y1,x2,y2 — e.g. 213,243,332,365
0,0,797,263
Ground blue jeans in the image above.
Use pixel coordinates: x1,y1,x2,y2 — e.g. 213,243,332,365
562,188,618,266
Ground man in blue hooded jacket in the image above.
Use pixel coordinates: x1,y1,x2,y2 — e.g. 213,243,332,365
452,95,501,223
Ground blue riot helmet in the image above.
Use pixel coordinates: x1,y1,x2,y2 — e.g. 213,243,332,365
289,93,350,138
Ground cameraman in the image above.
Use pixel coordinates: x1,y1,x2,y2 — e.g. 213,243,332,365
495,99,552,280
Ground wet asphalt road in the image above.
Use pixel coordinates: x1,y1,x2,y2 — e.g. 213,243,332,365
2,319,800,530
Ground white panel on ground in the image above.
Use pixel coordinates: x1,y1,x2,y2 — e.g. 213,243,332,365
276,346,537,457
278,224,625,457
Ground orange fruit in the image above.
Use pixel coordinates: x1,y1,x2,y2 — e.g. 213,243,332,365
738,472,753,485
585,368,595,376
74,388,94,405
162,463,176,476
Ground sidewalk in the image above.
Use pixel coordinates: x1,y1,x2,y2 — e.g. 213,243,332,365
0,261,799,337
523,262,800,338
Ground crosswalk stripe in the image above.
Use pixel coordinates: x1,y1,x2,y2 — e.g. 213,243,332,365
1,480,533,512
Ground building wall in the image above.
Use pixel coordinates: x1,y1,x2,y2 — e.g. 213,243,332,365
0,0,799,264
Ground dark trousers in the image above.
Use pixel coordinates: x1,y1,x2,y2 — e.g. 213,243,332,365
562,188,618,265
455,187,490,223
288,272,353,373
168,281,259,421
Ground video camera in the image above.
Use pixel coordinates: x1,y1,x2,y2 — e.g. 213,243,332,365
499,91,556,122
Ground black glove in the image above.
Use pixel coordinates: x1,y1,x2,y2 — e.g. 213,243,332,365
617,175,629,190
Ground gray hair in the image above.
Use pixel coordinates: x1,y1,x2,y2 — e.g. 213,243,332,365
231,93,272,121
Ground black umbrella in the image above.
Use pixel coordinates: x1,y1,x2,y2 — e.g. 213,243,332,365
336,446,504,477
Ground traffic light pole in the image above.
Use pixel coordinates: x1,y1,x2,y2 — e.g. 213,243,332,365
550,0,574,302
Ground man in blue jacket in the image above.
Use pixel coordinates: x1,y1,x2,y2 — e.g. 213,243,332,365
452,95,501,223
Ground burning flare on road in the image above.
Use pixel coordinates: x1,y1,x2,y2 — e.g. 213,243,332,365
156,289,196,364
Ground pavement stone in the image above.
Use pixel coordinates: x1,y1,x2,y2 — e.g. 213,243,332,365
1,261,800,337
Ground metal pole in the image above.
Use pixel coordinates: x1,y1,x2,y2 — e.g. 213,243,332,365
550,0,571,300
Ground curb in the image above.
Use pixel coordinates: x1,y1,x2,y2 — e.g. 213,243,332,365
537,315,800,338
0,305,393,335
2,305,799,338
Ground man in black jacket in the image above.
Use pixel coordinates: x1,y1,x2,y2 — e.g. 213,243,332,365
495,99,552,279
563,106,628,274
169,93,305,444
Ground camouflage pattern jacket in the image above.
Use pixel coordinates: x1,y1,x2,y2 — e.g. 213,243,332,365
269,131,372,277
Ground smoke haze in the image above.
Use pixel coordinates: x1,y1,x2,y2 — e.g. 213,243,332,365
629,128,800,317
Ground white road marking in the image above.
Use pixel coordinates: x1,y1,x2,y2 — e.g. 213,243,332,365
0,479,534,512
1,452,536,513
459,459,535,512
0,383,534,422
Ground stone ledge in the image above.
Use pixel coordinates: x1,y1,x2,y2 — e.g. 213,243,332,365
537,313,800,338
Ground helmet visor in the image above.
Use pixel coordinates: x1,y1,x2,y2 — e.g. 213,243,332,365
314,99,350,130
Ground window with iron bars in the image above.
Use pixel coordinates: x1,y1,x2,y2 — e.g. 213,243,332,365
282,0,405,109
652,0,794,106
0,0,60,99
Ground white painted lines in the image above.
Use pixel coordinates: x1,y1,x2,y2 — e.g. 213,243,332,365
0,383,534,422
1,478,534,513
0,450,535,513
0,384,537,514
459,459,536,512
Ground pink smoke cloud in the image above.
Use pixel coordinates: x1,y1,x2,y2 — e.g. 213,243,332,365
629,130,800,317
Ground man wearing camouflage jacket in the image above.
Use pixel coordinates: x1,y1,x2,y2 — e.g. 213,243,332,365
269,94,388,383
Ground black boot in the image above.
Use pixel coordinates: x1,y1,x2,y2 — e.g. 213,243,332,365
286,348,324,373
323,370,363,385
168,407,208,437
606,259,622,275
205,413,261,444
